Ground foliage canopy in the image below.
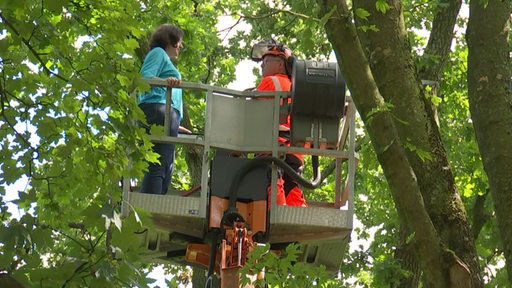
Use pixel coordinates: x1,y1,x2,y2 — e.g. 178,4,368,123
1,0,511,287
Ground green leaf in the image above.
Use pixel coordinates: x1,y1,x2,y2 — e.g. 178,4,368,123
355,8,371,21
406,232,416,244
320,5,337,27
376,0,390,13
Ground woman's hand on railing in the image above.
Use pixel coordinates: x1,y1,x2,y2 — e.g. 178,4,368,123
178,126,192,134
166,77,181,87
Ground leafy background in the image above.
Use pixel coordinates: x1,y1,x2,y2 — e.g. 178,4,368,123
0,0,508,287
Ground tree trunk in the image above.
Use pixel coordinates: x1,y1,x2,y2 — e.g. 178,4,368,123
419,0,462,82
316,1,452,286
418,0,463,127
394,225,420,287
0,274,26,288
317,0,482,286
352,0,481,286
363,0,462,283
466,0,512,283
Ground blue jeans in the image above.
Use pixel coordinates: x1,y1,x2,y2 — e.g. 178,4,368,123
138,103,180,194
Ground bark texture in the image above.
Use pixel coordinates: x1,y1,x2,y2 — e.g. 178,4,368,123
419,0,462,126
316,0,452,286
0,274,26,288
353,0,481,286
466,0,512,283
394,225,420,287
395,1,463,284
317,0,483,286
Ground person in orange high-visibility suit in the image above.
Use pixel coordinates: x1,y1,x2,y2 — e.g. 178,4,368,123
252,41,307,207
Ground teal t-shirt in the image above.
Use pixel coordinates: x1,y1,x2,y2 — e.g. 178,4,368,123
138,47,183,120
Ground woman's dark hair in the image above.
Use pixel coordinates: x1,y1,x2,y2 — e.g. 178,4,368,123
149,24,183,50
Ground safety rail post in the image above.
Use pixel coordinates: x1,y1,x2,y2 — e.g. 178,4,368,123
270,91,284,211
347,97,356,227
164,87,172,136
334,96,352,208
200,86,215,219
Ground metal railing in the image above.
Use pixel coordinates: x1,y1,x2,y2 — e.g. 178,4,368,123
122,79,357,228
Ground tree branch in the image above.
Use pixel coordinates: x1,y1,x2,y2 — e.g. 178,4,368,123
0,13,69,83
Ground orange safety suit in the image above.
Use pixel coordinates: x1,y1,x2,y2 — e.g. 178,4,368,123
256,74,307,207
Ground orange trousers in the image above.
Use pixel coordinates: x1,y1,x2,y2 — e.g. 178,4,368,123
267,177,308,207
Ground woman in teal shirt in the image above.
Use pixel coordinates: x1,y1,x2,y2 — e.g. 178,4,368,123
138,23,184,194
